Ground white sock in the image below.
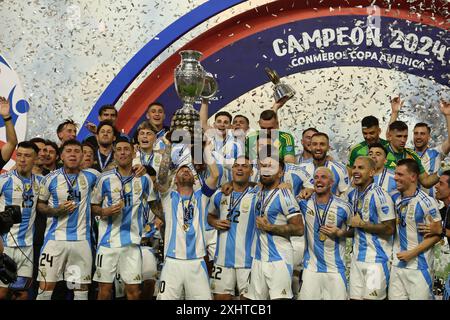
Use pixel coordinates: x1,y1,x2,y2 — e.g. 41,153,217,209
74,290,89,300
36,290,53,300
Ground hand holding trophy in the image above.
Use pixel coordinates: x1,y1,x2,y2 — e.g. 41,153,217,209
265,67,295,103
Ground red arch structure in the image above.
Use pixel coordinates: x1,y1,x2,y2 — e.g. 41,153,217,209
115,0,448,135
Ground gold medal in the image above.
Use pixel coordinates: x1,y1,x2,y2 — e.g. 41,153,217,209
319,232,327,242
183,224,189,232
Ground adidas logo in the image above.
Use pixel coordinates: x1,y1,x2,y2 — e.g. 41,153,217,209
281,289,287,296
369,291,378,297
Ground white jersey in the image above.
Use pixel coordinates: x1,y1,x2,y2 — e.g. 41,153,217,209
209,187,257,268
0,171,43,247
301,160,350,195
92,169,156,248
373,168,397,194
161,184,216,260
254,188,301,263
347,183,396,263
211,130,244,177
132,149,163,175
299,195,352,274
39,168,99,242
415,145,445,197
391,189,441,270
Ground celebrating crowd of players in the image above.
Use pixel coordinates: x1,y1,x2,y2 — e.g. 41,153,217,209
0,94,449,301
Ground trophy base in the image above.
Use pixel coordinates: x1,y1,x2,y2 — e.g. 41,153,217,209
170,103,202,143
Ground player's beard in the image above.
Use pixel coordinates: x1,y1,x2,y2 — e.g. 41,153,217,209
99,140,113,148
312,150,326,162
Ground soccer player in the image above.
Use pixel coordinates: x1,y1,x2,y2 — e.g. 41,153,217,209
29,137,48,176
56,119,78,146
156,135,219,300
132,121,163,175
347,156,396,300
81,142,95,170
244,156,303,300
0,142,42,300
389,99,450,196
368,143,397,193
92,120,116,172
91,138,157,300
296,127,318,164
36,139,99,300
43,140,60,174
246,110,296,164
389,159,442,300
347,115,389,175
146,102,168,140
0,96,18,170
298,167,353,300
207,156,257,300
302,132,350,196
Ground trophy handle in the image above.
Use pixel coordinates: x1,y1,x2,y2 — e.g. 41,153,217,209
201,72,218,99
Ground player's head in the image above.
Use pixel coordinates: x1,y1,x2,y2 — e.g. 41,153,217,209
301,127,319,154
361,116,381,145
435,170,450,203
232,115,250,133
258,155,284,188
352,156,375,188
16,141,39,175
313,166,334,196
29,137,47,166
56,119,78,144
214,111,232,133
146,102,166,128
311,132,330,161
413,122,431,150
98,104,118,125
388,121,409,151
175,165,195,187
394,158,420,193
96,120,116,147
232,156,253,185
368,143,388,171
114,138,135,168
81,142,95,169
44,140,60,168
136,121,157,150
60,139,83,170
258,110,279,131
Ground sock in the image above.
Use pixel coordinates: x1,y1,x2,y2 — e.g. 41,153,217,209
292,275,300,297
74,290,88,300
36,290,53,300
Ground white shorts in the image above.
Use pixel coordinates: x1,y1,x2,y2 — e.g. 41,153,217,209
37,240,92,285
93,245,142,284
388,266,434,300
205,229,217,261
245,259,293,300
157,257,211,300
210,265,251,296
299,269,348,300
291,236,305,272
141,246,158,281
349,260,389,300
0,246,33,287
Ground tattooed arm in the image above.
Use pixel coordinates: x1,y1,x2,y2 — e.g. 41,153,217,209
157,137,174,194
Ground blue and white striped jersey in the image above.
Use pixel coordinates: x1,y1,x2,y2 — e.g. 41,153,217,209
373,168,397,194
39,168,99,242
415,145,445,197
211,131,244,179
299,195,352,274
0,171,43,247
132,149,163,175
347,183,396,263
91,169,156,248
301,160,350,195
209,187,257,268
161,184,216,260
254,188,301,263
391,189,441,270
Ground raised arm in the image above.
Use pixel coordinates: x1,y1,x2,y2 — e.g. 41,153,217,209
439,100,450,154
386,96,403,138
0,97,18,164
157,136,174,194
203,138,219,189
199,98,212,131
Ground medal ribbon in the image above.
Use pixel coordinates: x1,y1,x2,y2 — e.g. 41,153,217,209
181,192,194,226
377,168,387,188
13,170,35,201
395,189,420,226
255,188,278,217
313,194,334,232
227,187,250,220
352,183,374,217
62,168,79,199
97,150,113,171
114,168,135,199
140,150,154,167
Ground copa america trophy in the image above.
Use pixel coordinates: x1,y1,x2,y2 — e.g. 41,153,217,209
172,50,218,139
265,67,295,102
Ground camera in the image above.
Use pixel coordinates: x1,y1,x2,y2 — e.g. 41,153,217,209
0,205,21,235
0,252,17,284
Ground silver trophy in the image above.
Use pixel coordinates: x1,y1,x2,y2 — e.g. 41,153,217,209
265,67,295,102
172,50,218,139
